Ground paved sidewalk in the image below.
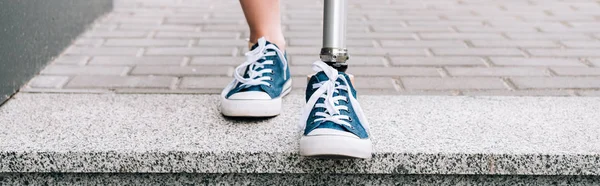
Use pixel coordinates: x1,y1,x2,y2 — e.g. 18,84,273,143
23,0,600,96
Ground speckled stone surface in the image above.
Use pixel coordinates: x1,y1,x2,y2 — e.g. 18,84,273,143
1,93,600,175
2,173,600,186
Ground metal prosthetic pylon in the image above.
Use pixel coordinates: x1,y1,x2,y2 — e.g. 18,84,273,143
320,0,349,73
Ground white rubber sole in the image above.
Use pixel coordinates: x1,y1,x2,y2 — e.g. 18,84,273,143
300,130,372,159
220,80,292,117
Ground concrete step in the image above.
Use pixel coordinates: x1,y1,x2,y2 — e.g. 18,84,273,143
1,93,600,185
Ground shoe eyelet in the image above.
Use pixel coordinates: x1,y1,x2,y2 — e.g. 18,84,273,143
348,118,353,122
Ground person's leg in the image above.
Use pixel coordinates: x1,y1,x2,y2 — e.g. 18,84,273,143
219,0,292,117
240,0,286,51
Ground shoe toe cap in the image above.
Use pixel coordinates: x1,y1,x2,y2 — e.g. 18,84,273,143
306,128,360,139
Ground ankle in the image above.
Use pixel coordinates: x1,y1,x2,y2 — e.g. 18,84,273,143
248,34,286,51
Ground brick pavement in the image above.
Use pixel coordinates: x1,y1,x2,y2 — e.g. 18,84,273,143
23,0,600,96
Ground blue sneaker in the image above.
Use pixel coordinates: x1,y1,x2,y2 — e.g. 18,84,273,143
299,61,372,159
220,37,292,117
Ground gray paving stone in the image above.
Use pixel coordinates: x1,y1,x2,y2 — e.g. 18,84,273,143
561,41,600,48
489,57,586,67
166,18,244,25
102,17,163,24
347,67,441,77
292,76,308,89
196,39,248,47
528,49,600,57
53,56,90,65
505,33,592,40
538,27,600,34
287,47,426,56
145,47,235,56
462,90,572,96
131,66,232,76
346,33,415,39
431,48,524,56
408,21,484,26
89,56,184,66
41,66,129,76
202,24,251,31
520,15,596,22
374,48,426,56
454,26,538,33
353,77,397,89
155,31,240,39
278,31,322,39
579,91,600,96
442,15,519,21
419,33,505,40
179,77,232,89
287,25,366,32
104,39,189,47
511,77,600,89
83,31,148,38
20,88,111,94
190,56,245,66
15,0,600,96
380,40,467,48
470,40,559,48
66,76,174,89
288,39,374,47
550,67,600,76
487,22,566,28
402,77,507,90
74,38,104,46
65,47,140,56
446,67,548,77
290,56,386,66
118,24,198,31
390,57,486,66
368,15,440,21
27,76,69,88
570,22,600,28
590,59,600,67
396,90,454,96
113,88,221,94
289,66,314,77
370,25,453,32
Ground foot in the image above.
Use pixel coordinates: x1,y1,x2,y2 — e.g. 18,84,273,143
299,61,372,159
220,37,292,117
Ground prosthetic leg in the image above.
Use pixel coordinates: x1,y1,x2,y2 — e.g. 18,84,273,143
299,0,372,159
307,0,353,82
320,0,349,72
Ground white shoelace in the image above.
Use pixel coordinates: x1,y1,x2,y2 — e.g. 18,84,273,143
300,61,355,129
233,37,288,89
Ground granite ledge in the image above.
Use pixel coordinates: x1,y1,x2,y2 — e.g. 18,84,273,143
1,93,600,175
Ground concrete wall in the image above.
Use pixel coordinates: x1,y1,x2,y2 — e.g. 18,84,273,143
0,0,112,104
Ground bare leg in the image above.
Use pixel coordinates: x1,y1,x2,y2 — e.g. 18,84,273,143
239,0,286,51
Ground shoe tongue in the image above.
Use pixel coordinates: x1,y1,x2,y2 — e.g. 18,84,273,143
250,40,280,50
307,71,351,102
313,71,330,82
310,72,354,133
313,71,349,85
240,40,280,93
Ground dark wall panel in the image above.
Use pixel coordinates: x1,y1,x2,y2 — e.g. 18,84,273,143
0,0,112,104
